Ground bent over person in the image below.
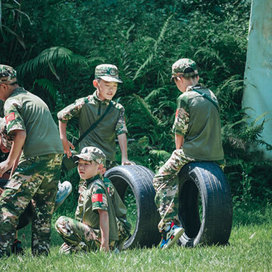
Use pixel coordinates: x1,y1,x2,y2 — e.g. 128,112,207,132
0,65,63,257
153,58,224,249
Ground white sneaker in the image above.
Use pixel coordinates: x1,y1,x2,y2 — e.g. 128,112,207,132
55,181,72,210
159,222,184,250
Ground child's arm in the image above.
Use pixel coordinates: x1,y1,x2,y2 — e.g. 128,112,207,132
59,120,75,158
175,134,184,149
98,209,110,252
117,133,134,165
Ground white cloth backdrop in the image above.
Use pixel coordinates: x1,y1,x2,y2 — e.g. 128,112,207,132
242,0,272,159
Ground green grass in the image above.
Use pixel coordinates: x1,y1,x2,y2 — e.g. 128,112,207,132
1,203,272,272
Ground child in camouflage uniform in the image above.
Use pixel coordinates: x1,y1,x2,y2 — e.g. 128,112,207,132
58,63,133,169
55,146,130,253
0,65,64,257
153,58,224,249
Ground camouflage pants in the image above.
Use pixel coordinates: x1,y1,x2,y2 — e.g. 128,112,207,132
0,153,62,256
153,149,194,232
55,216,100,254
55,215,127,254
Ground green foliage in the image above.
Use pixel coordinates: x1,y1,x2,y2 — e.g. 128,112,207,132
1,0,271,204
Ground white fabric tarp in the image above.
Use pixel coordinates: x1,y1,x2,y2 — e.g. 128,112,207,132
242,0,272,159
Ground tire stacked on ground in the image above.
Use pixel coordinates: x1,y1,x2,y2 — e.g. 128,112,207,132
105,165,161,249
178,162,233,247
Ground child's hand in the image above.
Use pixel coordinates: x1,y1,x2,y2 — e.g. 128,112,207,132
122,159,135,166
62,138,75,158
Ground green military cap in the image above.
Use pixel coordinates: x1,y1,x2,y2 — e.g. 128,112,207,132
95,64,123,83
74,146,106,165
171,58,198,79
0,65,17,83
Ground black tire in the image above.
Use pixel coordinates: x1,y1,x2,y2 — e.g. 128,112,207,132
178,162,233,247
105,165,161,249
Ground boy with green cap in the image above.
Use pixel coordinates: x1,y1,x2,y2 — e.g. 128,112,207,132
153,58,224,249
0,64,64,257
55,146,130,253
58,64,133,169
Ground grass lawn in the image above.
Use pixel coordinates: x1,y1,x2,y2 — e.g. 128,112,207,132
0,203,271,272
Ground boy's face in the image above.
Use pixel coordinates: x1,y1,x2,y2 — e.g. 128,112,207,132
96,79,118,101
77,159,100,179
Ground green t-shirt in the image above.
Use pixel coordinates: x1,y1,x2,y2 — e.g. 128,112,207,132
4,87,63,158
173,85,224,161
57,91,128,161
81,176,127,242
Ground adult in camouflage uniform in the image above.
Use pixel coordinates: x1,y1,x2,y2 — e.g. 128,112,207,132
153,58,224,249
58,64,133,169
0,65,64,257
55,146,130,253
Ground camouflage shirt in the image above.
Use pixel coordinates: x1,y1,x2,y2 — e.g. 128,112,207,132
172,84,224,161
58,91,128,161
77,175,122,242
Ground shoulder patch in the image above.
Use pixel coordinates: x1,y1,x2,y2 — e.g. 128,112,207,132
92,193,103,203
5,112,15,124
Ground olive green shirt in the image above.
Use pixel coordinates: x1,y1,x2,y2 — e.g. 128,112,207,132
79,175,127,242
172,85,224,161
4,87,63,158
57,91,128,161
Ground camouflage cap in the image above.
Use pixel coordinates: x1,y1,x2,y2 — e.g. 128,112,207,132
95,64,123,83
0,65,17,83
74,146,106,165
171,58,198,79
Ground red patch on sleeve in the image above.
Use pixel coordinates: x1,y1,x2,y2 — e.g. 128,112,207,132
5,112,15,124
175,109,179,118
92,193,103,203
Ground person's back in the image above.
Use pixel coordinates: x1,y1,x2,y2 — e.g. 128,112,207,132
5,87,63,157
177,85,224,161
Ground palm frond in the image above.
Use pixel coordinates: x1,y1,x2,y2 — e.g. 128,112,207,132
32,78,60,101
18,47,88,80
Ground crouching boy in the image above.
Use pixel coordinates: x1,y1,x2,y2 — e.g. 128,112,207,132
55,146,130,253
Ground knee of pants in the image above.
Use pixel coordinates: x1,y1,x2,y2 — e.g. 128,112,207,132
0,208,19,232
55,216,68,233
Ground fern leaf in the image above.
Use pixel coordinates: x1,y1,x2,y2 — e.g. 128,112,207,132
18,47,88,80
133,94,161,126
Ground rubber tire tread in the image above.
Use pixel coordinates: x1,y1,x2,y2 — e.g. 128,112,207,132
178,162,233,247
105,165,161,249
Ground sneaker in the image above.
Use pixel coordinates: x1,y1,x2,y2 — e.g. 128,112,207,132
159,222,184,250
55,181,72,210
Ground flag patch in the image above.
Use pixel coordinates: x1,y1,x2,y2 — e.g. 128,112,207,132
5,112,15,124
92,193,103,203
